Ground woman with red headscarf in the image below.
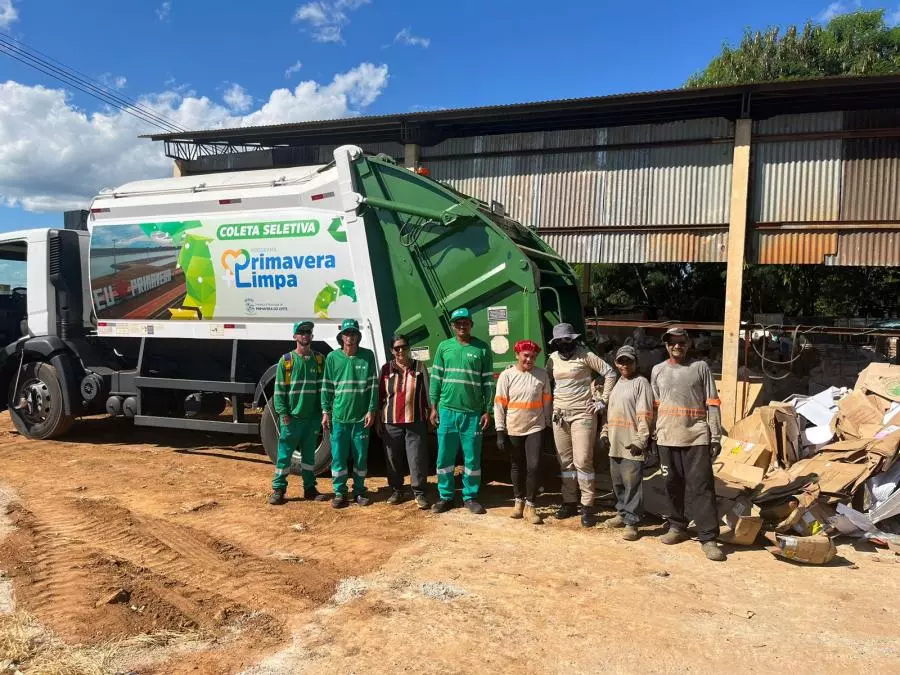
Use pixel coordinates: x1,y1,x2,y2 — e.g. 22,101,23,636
494,340,552,524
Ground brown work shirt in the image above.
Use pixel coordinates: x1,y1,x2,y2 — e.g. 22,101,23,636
650,358,722,447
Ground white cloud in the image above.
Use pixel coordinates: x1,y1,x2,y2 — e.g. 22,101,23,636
888,6,900,25
394,27,430,48
98,73,128,90
285,60,304,78
293,0,370,44
156,1,171,21
0,0,18,28
0,62,389,212
818,0,861,22
223,83,252,112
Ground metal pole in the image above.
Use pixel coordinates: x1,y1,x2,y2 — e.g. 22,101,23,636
720,118,752,430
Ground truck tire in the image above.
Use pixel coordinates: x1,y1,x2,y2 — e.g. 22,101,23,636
7,362,74,440
260,399,331,476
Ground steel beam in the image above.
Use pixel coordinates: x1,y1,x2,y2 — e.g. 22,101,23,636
720,118,752,429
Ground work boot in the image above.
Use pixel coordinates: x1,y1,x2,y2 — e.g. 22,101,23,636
464,499,486,515
304,487,329,502
355,494,372,507
580,505,596,528
622,525,639,541
331,494,348,509
555,502,579,520
510,500,525,519
660,529,689,545
605,515,626,529
524,503,543,525
702,541,726,561
414,494,430,510
431,499,454,514
387,490,403,505
267,490,286,506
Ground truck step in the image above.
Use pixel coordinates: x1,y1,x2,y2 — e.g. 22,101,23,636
135,377,256,394
134,415,259,435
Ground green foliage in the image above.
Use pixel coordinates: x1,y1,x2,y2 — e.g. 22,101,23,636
686,9,900,87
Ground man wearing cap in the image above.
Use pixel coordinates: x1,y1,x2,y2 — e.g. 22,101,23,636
429,307,494,515
546,322,617,527
268,321,328,505
651,327,725,561
494,340,552,525
599,345,654,540
322,319,379,508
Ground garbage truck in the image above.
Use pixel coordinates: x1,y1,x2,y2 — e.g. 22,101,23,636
0,145,584,472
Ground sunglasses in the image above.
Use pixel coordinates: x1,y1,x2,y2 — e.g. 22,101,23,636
392,344,410,352
297,330,312,336
667,340,687,347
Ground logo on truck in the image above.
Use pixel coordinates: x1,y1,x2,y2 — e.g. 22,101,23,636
220,249,337,290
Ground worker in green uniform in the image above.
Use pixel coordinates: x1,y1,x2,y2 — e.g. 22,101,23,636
268,321,329,505
429,307,494,515
322,318,379,509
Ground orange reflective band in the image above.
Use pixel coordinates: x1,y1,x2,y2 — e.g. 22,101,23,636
707,398,721,406
495,396,510,406
542,394,552,402
658,406,706,417
606,418,637,429
507,400,545,410
636,411,654,418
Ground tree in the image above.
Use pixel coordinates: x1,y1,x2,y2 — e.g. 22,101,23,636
686,9,900,87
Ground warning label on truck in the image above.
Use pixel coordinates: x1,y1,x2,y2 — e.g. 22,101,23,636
487,306,509,337
90,213,359,323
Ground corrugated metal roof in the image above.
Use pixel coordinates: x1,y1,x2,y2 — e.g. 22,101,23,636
834,230,900,266
841,137,900,220
646,231,728,262
754,111,844,135
756,231,839,264
752,139,842,222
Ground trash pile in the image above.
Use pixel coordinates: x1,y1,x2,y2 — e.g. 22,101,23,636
713,363,900,564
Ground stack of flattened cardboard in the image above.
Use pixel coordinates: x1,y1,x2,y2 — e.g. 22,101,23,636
709,362,900,561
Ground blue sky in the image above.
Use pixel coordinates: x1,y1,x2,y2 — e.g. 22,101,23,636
0,0,898,236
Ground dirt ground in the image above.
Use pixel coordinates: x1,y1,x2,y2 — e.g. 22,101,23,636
0,413,898,674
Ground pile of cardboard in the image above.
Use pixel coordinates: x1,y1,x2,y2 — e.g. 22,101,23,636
713,362,900,562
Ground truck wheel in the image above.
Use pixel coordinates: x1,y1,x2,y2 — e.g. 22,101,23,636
260,399,332,476
8,362,74,440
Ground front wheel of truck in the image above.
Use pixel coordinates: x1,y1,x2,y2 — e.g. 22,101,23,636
260,398,332,476
7,361,74,440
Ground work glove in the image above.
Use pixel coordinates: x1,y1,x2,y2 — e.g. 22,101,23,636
709,441,722,463
597,436,611,453
496,431,507,452
593,400,607,415
552,409,566,427
627,443,644,457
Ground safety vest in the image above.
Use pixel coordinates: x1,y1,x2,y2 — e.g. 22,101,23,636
282,350,324,385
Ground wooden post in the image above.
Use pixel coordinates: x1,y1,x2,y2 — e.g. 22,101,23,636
719,118,752,430
404,143,420,170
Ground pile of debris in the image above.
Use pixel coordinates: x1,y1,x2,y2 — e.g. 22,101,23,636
713,363,900,563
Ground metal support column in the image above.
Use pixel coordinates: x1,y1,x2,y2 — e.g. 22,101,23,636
719,118,752,430
580,263,593,305
403,143,420,169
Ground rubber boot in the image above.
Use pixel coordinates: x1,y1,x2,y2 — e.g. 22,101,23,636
580,505,596,528
510,500,525,519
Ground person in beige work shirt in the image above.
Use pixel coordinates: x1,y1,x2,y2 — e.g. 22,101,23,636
546,323,617,528
494,340,552,525
599,345,653,541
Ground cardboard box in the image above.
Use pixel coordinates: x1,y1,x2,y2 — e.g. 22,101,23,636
788,456,869,496
716,436,772,470
767,534,837,565
718,495,763,545
835,390,885,438
729,406,800,469
854,363,900,403
774,486,833,536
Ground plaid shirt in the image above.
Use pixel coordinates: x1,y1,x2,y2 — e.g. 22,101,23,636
379,359,430,424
